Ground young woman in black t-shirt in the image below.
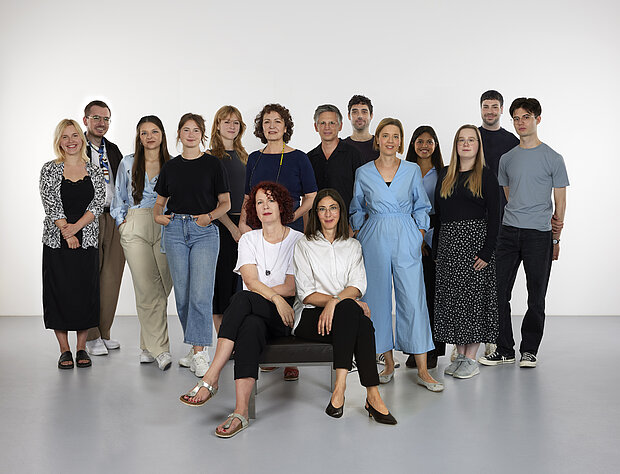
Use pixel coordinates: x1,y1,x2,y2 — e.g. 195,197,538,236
153,113,230,378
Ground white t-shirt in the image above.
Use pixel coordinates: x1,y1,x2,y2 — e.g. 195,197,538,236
293,233,367,309
234,228,303,290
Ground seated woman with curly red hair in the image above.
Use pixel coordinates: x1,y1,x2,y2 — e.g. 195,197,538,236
179,181,303,438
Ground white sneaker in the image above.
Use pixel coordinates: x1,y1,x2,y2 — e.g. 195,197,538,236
156,352,172,371
86,337,108,356
140,349,155,363
103,338,120,350
190,350,210,377
179,348,194,368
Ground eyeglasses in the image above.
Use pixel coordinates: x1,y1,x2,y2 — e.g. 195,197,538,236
317,205,340,214
511,114,535,123
457,138,478,145
87,115,111,123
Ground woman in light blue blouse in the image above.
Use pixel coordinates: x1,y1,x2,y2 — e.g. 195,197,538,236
405,125,445,369
111,115,173,370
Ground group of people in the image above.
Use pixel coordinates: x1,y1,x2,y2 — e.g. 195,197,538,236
40,91,569,437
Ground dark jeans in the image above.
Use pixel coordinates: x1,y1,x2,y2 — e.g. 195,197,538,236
423,251,445,357
218,290,291,380
496,226,552,356
295,299,380,387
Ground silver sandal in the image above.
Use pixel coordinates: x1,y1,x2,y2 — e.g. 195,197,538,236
179,380,218,406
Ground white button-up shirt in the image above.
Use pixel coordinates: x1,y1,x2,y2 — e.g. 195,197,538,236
293,233,367,309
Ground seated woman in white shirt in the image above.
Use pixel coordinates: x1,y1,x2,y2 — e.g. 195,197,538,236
293,188,396,424
179,181,303,438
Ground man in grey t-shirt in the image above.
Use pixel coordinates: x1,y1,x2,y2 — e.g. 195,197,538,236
479,97,568,369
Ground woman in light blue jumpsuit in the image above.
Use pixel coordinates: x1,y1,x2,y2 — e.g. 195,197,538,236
350,118,443,391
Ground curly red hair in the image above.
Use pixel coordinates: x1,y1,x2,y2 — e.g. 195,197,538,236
245,181,294,229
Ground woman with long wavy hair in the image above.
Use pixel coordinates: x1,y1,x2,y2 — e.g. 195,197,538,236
208,106,248,333
111,115,173,370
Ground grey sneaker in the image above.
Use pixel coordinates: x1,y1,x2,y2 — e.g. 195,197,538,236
519,352,537,368
444,353,466,376
453,358,480,379
479,350,516,366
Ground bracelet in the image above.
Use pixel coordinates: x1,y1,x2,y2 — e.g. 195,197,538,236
333,295,342,301
207,212,214,223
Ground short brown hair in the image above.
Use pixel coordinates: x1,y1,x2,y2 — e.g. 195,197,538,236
177,113,207,147
245,181,294,229
373,118,405,154
84,100,110,117
304,188,349,241
254,104,294,144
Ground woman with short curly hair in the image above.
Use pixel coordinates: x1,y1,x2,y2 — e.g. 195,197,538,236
239,103,317,234
179,181,303,438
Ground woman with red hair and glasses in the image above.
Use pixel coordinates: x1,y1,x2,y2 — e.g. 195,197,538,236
179,181,303,438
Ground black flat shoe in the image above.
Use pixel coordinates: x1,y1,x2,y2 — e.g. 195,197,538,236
75,350,92,368
325,397,344,418
365,398,397,425
58,351,74,369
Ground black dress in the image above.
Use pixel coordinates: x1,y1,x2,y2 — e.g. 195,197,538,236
42,176,99,330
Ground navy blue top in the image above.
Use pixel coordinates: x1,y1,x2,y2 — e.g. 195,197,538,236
245,149,317,231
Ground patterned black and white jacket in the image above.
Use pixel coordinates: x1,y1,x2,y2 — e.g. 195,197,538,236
39,160,105,249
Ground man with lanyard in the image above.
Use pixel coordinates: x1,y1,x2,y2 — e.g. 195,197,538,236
343,94,379,164
83,100,125,356
477,90,519,358
307,104,362,215
479,97,568,369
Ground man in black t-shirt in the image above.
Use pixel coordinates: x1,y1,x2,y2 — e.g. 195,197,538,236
478,90,520,179
307,104,362,213
476,90,519,359
343,94,379,164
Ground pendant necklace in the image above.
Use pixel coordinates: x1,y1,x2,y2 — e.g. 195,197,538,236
262,226,286,277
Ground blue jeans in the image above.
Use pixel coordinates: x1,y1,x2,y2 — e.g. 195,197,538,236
496,225,552,356
163,214,219,347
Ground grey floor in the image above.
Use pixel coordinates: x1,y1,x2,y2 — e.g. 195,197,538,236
1,316,619,474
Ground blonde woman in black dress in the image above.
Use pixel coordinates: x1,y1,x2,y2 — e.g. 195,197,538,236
40,119,105,369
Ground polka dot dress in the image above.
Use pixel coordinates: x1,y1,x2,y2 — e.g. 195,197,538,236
434,219,498,344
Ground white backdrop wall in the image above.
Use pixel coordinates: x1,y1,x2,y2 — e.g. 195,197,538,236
1,0,618,316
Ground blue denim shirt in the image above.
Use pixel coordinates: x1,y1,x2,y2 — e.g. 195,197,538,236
111,154,160,227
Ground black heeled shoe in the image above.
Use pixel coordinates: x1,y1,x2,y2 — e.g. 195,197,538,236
365,398,397,425
325,397,344,418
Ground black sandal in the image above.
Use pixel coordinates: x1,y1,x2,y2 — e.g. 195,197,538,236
76,350,92,368
58,351,74,369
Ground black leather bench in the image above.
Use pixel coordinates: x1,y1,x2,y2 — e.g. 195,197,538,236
248,336,335,419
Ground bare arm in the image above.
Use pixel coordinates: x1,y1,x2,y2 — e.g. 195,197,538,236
293,192,317,223
60,211,96,239
304,286,368,335
218,212,241,242
153,194,171,226
551,187,567,261
239,264,296,326
238,194,252,234
193,192,231,227
503,186,510,201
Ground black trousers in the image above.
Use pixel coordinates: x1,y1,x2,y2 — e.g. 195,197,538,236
495,226,553,356
213,215,241,314
423,251,445,357
218,290,291,380
295,299,380,387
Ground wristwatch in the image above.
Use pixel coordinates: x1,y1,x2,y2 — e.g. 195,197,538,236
552,239,560,245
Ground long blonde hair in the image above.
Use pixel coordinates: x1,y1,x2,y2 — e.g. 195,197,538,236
53,119,89,164
209,105,248,164
440,125,485,198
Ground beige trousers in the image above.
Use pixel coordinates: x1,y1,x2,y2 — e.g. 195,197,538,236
119,208,172,356
88,212,125,341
